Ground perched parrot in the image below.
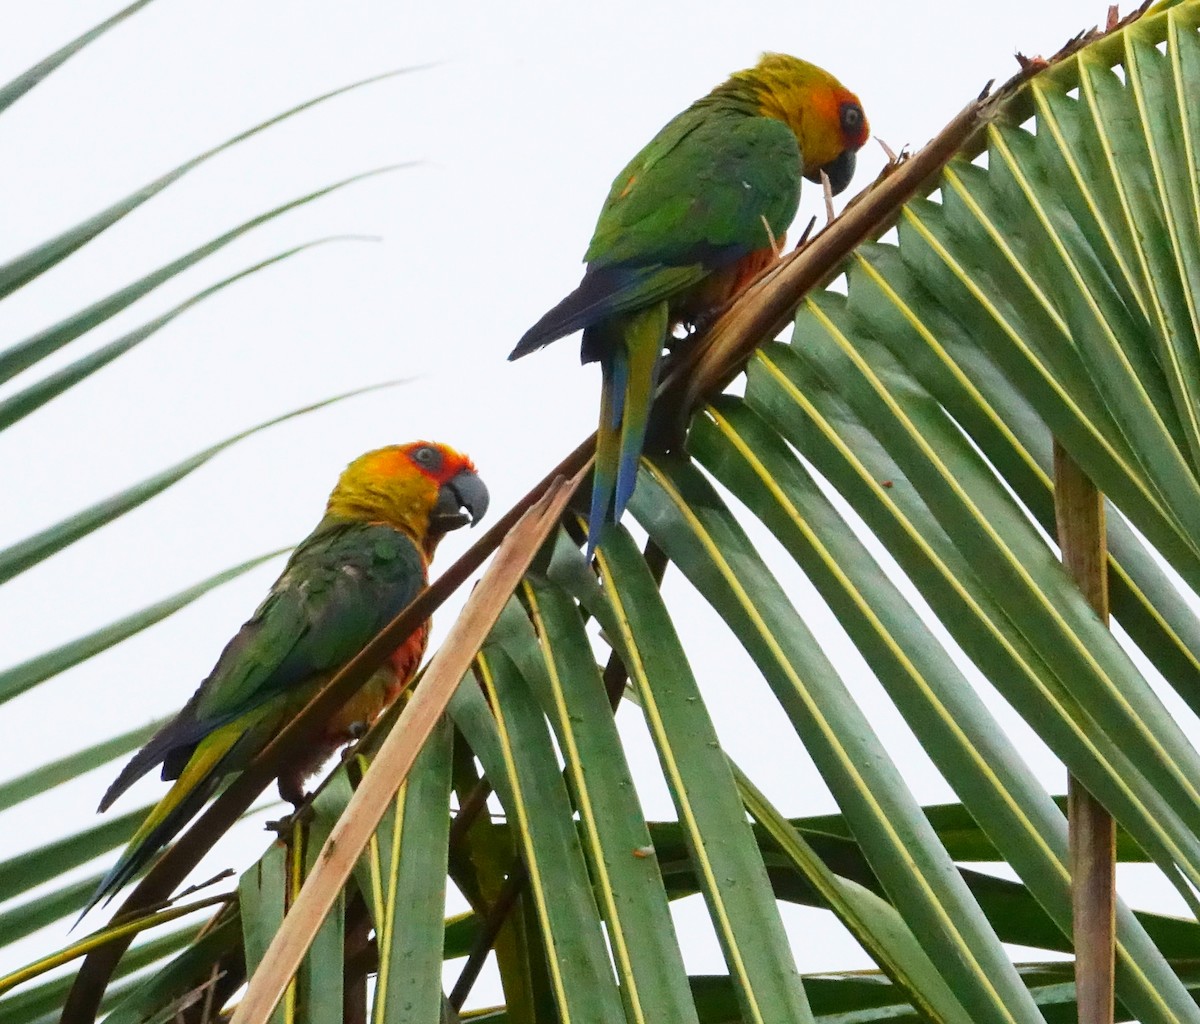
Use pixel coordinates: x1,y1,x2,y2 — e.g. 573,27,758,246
85,441,488,915
509,53,868,550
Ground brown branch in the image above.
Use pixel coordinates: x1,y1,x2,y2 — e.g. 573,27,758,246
1054,442,1115,1024
342,897,373,1024
448,863,528,1010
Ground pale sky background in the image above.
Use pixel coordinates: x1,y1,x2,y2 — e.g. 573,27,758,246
1,0,1191,1013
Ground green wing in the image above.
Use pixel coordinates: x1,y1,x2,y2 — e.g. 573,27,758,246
192,521,423,720
512,106,803,357
584,104,803,271
99,518,425,808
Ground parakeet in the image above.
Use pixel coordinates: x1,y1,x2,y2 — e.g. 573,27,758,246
509,53,868,550
86,441,488,914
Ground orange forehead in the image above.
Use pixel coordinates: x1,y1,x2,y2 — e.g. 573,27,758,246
809,85,840,124
358,442,475,484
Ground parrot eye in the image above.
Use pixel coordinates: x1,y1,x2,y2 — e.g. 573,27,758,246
839,102,864,137
411,445,443,472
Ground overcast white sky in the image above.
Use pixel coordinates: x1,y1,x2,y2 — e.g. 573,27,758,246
1,0,1187,1011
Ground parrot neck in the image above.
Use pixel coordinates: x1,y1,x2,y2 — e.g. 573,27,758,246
700,75,764,117
321,494,433,553
703,70,816,143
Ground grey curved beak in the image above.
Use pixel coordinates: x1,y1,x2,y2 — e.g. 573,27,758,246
431,469,490,532
804,147,857,196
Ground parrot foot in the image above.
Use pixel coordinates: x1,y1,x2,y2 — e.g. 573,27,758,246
346,720,369,739
277,772,309,809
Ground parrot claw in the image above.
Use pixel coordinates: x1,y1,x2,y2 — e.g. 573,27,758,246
265,804,314,835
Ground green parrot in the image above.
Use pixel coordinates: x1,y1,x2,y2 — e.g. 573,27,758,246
84,441,488,915
509,52,869,551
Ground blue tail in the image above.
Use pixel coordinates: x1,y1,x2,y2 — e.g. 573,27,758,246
587,347,621,559
585,304,667,556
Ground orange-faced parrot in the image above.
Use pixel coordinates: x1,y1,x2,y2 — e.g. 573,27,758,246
86,441,488,914
510,53,868,551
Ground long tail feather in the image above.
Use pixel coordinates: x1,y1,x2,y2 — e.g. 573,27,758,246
613,305,667,522
587,351,622,558
80,719,251,920
584,304,667,555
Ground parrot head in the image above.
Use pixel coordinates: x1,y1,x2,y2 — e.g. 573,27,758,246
739,52,869,197
327,441,489,553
